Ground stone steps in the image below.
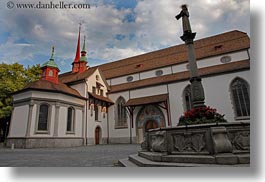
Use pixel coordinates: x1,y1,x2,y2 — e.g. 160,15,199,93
118,158,138,167
118,153,250,167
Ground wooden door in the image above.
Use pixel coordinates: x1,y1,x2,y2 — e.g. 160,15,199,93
95,127,100,145
145,120,158,132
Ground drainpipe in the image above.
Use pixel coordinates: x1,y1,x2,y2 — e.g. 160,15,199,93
107,94,110,144
85,83,88,146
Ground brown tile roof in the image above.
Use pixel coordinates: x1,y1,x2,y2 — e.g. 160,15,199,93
99,30,249,79
110,60,250,93
125,94,168,107
88,92,114,104
14,79,85,99
58,67,97,84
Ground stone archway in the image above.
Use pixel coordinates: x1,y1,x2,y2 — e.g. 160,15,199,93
136,105,166,143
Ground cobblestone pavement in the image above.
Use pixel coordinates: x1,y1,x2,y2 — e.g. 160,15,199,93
0,144,140,167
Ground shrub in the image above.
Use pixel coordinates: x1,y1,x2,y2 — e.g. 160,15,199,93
178,106,227,126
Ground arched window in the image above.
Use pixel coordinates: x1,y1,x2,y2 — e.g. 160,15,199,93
183,85,192,111
95,105,99,121
37,104,49,131
115,97,127,128
67,107,75,132
231,78,250,119
48,70,53,76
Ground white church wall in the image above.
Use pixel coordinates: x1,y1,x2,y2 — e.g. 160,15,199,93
32,92,84,104
85,68,110,144
8,105,29,137
168,70,250,125
70,82,86,97
140,67,172,80
106,50,249,87
74,109,83,137
168,81,192,126
202,70,250,122
107,91,132,143
197,51,249,69
130,85,168,98
29,104,37,136
110,73,140,86
58,106,67,136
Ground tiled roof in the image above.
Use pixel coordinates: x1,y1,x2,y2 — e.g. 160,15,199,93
14,79,85,99
99,30,249,79
110,60,250,93
57,30,250,93
88,92,114,104
125,94,168,107
59,67,97,84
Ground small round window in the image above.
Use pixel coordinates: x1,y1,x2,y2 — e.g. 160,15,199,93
220,56,232,64
96,75,99,81
126,76,133,82
155,70,163,76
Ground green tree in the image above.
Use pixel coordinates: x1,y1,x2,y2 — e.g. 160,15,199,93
0,63,41,119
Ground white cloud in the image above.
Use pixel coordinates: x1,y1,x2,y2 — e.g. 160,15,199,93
0,0,250,73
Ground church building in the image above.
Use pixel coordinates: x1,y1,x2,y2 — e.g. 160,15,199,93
7,28,250,148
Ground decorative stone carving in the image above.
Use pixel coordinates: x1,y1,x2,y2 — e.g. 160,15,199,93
211,127,233,154
151,131,167,152
141,133,149,151
173,133,206,152
229,131,250,151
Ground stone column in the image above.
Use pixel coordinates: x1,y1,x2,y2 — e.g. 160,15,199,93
176,4,205,108
53,103,60,137
25,101,34,137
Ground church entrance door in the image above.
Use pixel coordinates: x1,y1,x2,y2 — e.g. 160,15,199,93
145,120,158,132
95,127,100,145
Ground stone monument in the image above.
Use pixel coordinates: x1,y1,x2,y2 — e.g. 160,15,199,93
176,4,205,108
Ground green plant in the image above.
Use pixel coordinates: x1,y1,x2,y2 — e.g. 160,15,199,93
178,106,227,126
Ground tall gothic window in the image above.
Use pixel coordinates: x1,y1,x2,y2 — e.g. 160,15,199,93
231,78,250,119
95,105,99,121
183,85,192,111
115,97,127,128
66,107,75,132
37,104,49,131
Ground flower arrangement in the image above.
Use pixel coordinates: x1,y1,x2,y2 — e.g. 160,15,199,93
178,106,227,126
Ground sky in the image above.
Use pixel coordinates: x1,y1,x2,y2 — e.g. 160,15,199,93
0,0,250,73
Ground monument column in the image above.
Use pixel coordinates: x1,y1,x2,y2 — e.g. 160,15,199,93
176,4,205,108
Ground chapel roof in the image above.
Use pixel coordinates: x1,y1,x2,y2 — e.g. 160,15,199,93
14,79,85,100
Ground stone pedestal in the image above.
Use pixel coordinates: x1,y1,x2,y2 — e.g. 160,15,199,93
119,122,250,167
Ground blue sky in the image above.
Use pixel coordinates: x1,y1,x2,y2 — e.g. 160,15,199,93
0,0,250,73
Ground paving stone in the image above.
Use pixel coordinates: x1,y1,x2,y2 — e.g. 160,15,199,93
0,144,140,167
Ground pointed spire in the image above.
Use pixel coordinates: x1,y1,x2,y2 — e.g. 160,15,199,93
82,35,86,52
80,35,87,63
73,24,81,63
41,46,59,70
50,46,55,60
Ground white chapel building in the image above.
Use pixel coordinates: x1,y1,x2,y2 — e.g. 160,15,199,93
7,29,250,148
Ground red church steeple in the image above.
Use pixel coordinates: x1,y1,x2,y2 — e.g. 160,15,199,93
41,46,60,84
79,36,88,72
72,24,88,73
72,24,81,73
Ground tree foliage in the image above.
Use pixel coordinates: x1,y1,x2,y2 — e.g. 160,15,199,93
0,63,41,119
